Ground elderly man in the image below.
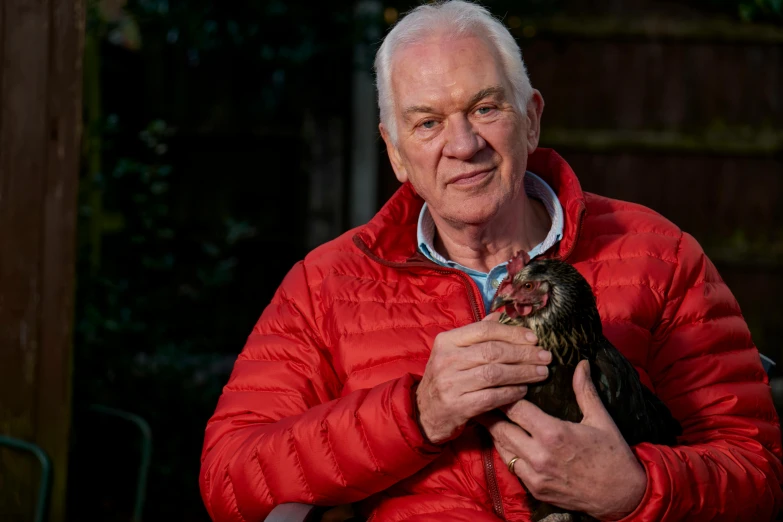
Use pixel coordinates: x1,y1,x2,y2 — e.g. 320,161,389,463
199,1,783,520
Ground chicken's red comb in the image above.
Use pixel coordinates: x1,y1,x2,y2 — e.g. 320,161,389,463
507,250,530,278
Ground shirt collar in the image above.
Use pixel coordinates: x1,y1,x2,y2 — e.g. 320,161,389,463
417,171,565,271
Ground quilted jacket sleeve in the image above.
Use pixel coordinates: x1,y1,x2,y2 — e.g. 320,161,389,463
199,261,441,522
622,232,783,521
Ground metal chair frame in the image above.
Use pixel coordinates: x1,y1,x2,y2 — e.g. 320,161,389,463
0,435,52,522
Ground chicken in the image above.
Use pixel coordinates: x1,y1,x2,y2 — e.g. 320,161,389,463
491,252,682,522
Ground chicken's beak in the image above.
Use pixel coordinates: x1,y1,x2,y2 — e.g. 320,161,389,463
490,295,511,314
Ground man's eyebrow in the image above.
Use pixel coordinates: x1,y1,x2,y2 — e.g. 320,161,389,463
402,86,507,118
403,104,437,118
466,86,506,107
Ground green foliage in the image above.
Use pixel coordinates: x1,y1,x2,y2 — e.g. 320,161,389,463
737,0,783,22
73,116,261,519
706,228,783,263
75,117,254,389
118,0,357,125
73,2,361,518
702,0,783,23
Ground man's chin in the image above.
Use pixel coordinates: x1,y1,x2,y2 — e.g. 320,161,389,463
442,194,505,226
441,208,500,228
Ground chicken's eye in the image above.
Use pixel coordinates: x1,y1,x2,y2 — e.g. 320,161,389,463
523,282,534,290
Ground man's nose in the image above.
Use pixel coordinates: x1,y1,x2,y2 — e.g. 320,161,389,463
442,115,485,159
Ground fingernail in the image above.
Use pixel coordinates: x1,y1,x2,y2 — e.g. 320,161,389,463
526,332,537,342
537,365,549,376
538,350,551,362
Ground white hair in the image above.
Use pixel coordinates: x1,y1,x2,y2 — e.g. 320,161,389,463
374,0,533,144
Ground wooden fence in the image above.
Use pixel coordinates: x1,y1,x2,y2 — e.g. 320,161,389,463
0,1,85,521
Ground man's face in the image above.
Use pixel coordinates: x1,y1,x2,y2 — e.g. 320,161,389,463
380,34,544,228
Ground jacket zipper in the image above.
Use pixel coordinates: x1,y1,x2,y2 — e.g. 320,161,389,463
352,236,484,320
352,236,505,519
480,431,505,519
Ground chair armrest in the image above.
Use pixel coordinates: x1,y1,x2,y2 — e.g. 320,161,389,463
761,353,776,375
265,503,323,522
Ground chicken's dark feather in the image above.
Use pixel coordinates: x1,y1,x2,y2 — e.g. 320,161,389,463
492,256,682,522
593,339,680,447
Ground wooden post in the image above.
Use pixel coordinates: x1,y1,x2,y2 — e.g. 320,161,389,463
0,1,85,521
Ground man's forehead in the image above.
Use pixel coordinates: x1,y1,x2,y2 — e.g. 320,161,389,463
391,34,498,78
390,35,507,112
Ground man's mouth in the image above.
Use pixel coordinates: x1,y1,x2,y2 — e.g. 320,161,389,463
449,168,494,186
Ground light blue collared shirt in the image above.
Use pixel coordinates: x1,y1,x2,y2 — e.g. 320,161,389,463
417,171,564,312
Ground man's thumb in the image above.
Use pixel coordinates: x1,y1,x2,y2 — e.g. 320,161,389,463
574,360,607,422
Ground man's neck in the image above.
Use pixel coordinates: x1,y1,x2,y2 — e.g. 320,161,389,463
431,192,551,273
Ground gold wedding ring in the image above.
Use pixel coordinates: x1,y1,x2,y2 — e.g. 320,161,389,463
507,456,520,473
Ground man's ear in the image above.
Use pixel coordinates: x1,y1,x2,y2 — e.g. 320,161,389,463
379,123,408,183
524,90,545,154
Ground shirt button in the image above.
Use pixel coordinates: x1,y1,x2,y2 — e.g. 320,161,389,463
491,278,501,289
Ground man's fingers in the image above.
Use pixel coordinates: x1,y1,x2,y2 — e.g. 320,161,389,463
458,361,549,388
463,385,528,417
505,447,534,478
484,416,534,448
482,311,502,322
502,398,553,434
461,341,552,367
453,320,539,347
478,416,538,479
490,434,536,480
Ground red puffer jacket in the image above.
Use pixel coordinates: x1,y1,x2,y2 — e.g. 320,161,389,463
200,148,783,521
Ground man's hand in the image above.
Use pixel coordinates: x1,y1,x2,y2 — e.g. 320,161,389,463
484,360,647,520
416,312,552,444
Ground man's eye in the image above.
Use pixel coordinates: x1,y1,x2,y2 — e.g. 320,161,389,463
420,120,437,129
476,106,495,115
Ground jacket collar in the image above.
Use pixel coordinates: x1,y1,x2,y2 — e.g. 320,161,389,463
352,148,586,264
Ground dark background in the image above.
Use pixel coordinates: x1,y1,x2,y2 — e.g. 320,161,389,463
62,0,783,520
